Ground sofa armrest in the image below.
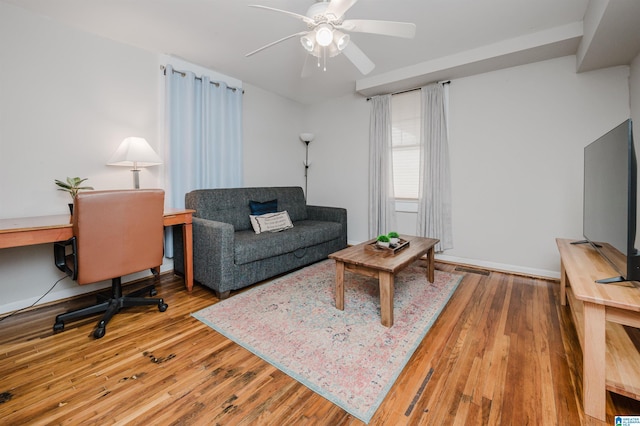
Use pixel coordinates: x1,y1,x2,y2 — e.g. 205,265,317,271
191,217,236,293
307,205,347,246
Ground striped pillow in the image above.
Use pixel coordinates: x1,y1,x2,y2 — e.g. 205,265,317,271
249,211,293,234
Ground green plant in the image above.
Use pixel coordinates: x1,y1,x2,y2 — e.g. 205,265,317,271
387,231,399,239
377,235,390,243
55,177,93,200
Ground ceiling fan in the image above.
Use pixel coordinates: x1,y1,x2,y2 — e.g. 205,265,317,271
245,0,416,75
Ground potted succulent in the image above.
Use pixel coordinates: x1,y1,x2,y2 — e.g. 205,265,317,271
387,231,400,246
376,234,391,248
55,177,93,214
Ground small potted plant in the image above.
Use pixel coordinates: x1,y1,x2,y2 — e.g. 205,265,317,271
387,231,400,246
376,234,390,248
55,177,93,214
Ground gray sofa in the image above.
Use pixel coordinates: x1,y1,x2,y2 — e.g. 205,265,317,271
172,186,347,298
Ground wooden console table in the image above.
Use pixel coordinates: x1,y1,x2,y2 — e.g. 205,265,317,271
557,238,640,420
0,209,195,291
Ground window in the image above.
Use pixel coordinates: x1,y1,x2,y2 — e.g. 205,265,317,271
391,91,421,200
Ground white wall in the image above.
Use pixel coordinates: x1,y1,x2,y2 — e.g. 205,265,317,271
631,52,640,138
307,57,630,277
242,83,309,189
306,93,370,244
445,58,629,276
0,3,166,314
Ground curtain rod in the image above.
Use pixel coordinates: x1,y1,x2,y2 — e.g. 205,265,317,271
365,80,450,101
160,65,244,94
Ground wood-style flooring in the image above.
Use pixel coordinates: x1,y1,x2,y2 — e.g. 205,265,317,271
2,262,640,425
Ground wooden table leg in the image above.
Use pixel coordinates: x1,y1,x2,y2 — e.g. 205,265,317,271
335,261,345,311
182,222,194,292
380,271,394,327
583,301,606,421
427,246,435,283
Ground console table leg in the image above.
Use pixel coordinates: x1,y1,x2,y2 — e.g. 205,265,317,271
583,301,606,421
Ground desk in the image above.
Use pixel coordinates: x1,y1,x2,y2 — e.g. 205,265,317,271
0,209,195,291
557,238,640,421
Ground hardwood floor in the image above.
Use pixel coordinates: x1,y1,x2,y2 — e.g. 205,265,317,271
2,262,640,425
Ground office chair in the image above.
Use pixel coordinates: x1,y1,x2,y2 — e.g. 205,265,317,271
53,189,168,339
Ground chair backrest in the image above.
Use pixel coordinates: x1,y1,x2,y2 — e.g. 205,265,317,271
73,189,164,285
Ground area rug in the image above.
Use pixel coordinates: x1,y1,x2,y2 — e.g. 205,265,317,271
192,259,462,423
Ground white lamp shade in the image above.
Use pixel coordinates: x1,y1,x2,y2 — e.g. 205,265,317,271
108,137,162,169
300,34,315,52
300,133,315,143
315,24,333,47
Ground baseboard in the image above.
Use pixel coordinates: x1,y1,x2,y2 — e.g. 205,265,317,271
435,254,560,280
346,239,560,280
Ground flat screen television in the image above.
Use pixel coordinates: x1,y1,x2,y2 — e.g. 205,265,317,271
581,118,639,283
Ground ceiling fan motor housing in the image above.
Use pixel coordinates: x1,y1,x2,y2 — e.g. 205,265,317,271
306,1,335,24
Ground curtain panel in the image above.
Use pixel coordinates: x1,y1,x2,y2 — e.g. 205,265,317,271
163,64,243,256
368,94,397,239
417,83,453,252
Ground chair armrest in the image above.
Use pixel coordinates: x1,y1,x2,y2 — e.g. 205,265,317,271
54,237,77,280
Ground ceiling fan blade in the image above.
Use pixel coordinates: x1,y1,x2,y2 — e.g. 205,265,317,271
325,0,359,20
249,5,315,25
246,31,309,57
342,41,375,75
340,19,416,38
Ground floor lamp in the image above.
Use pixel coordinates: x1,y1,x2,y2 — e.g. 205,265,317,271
300,133,315,200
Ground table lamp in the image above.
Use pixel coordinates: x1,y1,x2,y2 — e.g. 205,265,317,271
107,137,162,189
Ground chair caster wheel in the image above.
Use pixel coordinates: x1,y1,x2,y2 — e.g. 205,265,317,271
150,288,157,296
53,322,64,333
158,303,168,312
94,327,106,339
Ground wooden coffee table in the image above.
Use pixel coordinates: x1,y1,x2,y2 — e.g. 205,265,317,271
328,235,439,327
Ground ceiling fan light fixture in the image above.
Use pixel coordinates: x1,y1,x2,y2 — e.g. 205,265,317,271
334,30,350,51
315,24,334,47
300,34,315,52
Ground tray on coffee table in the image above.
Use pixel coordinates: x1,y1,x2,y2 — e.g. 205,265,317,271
364,238,410,257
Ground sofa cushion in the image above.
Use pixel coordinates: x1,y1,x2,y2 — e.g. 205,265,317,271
234,220,343,265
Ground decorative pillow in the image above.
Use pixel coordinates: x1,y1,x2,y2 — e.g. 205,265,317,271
249,199,277,216
250,211,294,234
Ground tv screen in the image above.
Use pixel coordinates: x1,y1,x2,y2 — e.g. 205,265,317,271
583,119,638,283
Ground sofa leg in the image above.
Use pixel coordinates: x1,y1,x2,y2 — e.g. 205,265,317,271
215,290,230,300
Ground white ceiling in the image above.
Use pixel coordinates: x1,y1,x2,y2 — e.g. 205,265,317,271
3,0,640,105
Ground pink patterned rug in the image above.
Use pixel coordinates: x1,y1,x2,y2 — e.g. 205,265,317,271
192,259,462,423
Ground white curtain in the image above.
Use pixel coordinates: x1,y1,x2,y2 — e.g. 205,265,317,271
368,94,397,238
163,64,243,256
417,83,453,252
